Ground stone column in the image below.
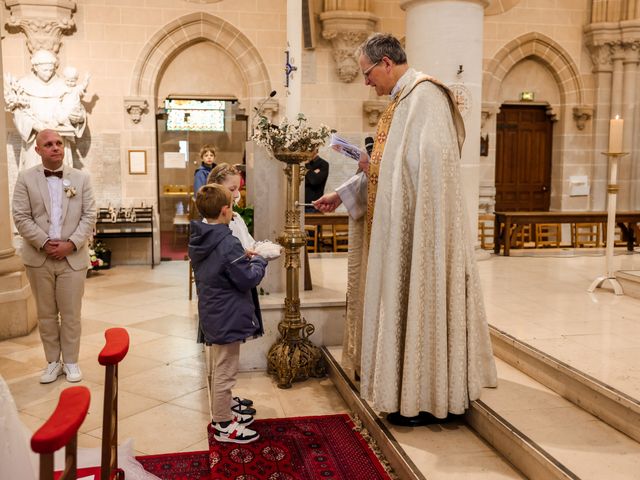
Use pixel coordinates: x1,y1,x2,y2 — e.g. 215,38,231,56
621,19,640,208
246,142,285,293
585,24,617,210
619,41,639,208
0,42,37,340
400,0,488,246
286,0,302,118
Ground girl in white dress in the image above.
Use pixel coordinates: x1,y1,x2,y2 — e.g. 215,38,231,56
206,163,254,251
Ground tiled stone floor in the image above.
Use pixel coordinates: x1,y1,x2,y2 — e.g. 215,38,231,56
3,249,640,478
1,260,348,456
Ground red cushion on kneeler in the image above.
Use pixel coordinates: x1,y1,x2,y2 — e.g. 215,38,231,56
98,327,130,366
31,386,91,454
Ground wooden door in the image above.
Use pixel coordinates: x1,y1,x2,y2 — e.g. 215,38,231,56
495,105,553,211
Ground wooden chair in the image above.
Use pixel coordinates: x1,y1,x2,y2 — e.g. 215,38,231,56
96,328,129,480
602,223,628,247
478,214,494,250
571,223,601,248
31,386,91,480
304,225,318,253
509,223,533,248
535,223,561,248
332,224,349,252
318,225,334,252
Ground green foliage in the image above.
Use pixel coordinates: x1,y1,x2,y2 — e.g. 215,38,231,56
233,204,254,236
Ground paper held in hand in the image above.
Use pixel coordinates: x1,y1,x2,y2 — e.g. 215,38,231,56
330,133,362,161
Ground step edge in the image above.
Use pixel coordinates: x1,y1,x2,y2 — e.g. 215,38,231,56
490,326,640,443
321,347,427,480
468,400,579,480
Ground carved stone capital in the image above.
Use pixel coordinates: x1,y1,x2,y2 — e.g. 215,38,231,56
5,0,76,54
363,99,388,127
584,23,621,72
320,10,378,83
124,96,148,124
622,40,640,64
572,105,594,131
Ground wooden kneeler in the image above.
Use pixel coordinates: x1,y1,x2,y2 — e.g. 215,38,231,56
31,386,91,480
97,327,130,480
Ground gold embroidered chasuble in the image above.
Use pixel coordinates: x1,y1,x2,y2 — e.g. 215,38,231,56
342,69,497,418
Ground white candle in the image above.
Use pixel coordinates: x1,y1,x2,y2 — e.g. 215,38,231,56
609,116,624,153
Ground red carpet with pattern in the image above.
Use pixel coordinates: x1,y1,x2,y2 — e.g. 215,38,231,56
207,413,391,479
137,450,210,479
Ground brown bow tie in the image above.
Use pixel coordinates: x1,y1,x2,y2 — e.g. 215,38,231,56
44,170,63,179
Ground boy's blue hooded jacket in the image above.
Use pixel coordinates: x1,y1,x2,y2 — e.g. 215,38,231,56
193,162,215,196
189,220,266,345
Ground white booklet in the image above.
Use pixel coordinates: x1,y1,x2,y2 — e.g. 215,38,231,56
330,133,362,161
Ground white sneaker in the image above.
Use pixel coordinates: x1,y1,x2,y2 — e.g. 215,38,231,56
212,420,259,444
40,362,63,384
63,363,82,382
233,411,254,426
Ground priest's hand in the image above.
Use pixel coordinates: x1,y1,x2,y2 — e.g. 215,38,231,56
358,150,370,176
313,192,342,213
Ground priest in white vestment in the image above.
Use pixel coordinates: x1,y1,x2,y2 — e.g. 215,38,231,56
314,33,497,424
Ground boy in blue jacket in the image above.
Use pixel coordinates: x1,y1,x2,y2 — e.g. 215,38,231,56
189,184,267,444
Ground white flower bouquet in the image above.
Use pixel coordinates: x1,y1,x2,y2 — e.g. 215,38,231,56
252,113,332,155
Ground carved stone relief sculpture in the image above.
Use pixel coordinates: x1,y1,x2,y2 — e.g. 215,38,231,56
4,0,76,54
573,106,594,130
320,10,378,83
363,99,388,127
4,49,89,170
124,97,149,124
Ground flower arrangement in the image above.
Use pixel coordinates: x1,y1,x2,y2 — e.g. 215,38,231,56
88,240,110,270
252,113,332,155
64,186,76,198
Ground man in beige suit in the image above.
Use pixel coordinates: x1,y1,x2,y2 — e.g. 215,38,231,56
12,129,96,383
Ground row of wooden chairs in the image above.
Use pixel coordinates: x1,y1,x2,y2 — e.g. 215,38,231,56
30,328,130,480
304,224,348,253
478,215,629,250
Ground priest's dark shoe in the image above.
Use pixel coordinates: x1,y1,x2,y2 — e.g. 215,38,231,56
386,411,465,427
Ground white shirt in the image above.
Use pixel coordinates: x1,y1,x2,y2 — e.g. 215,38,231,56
45,170,64,240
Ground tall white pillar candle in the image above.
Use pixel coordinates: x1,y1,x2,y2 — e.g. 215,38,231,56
609,116,624,153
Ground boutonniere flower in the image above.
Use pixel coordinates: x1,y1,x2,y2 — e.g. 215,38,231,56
64,186,77,198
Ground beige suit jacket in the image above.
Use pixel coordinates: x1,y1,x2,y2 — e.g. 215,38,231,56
12,164,97,270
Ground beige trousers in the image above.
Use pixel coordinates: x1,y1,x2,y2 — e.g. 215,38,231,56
210,341,240,422
25,258,87,364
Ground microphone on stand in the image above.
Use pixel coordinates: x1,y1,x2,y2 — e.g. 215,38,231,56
253,90,277,122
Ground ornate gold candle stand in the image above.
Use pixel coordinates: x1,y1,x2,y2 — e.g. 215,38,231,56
267,150,326,388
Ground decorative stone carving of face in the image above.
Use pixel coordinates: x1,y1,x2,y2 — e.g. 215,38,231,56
34,63,56,83
30,50,59,83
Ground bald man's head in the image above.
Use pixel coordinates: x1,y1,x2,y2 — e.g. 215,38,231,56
35,130,65,170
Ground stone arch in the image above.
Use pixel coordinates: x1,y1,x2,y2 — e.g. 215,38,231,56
130,12,271,105
483,32,584,109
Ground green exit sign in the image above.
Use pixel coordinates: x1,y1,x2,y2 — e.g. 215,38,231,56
521,91,535,101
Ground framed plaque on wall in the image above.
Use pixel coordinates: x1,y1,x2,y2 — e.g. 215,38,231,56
128,150,147,175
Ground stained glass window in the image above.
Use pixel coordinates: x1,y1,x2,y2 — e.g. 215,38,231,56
165,99,226,131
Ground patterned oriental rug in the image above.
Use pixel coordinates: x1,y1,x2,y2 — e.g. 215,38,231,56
137,414,393,479
137,450,210,479
207,414,392,480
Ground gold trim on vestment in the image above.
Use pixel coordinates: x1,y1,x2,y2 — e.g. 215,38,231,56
364,92,402,247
